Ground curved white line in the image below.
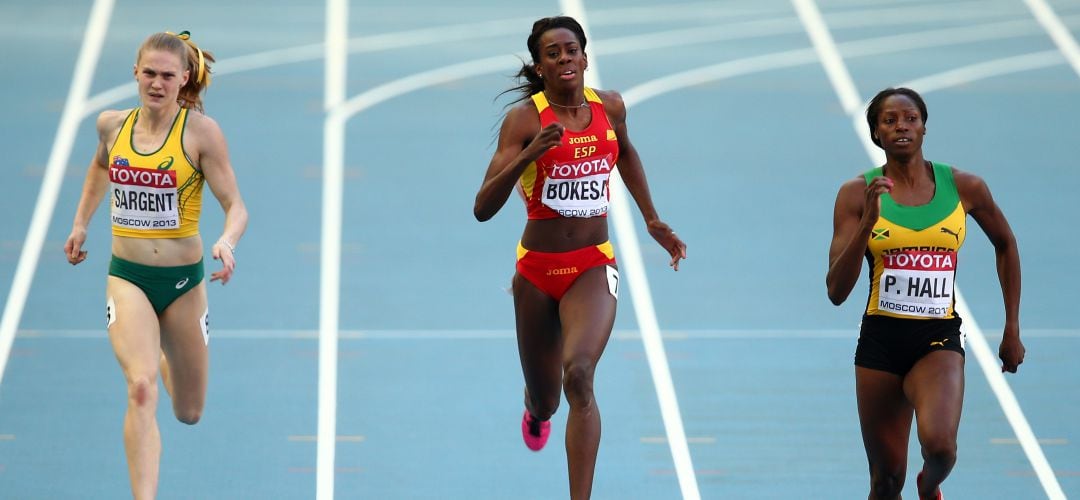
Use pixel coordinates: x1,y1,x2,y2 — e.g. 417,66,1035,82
333,53,525,120
902,50,1064,93
622,48,817,105
79,6,1069,119
0,0,114,388
794,1,1066,498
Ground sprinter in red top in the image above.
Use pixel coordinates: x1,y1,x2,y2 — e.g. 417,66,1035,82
474,16,686,500
519,87,618,221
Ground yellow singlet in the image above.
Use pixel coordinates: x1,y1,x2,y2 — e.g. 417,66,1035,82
864,162,966,319
108,107,204,238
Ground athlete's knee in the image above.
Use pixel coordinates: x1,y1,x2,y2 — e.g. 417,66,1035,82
921,438,957,469
528,390,560,420
868,469,905,499
174,406,202,425
867,459,905,499
562,359,596,406
127,376,158,409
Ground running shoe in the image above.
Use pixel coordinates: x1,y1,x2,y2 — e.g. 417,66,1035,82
916,471,944,500
521,409,551,451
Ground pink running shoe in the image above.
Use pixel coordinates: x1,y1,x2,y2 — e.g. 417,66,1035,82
521,409,551,451
916,472,944,500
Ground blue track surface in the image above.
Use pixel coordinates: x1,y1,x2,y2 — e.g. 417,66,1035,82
1,0,1078,498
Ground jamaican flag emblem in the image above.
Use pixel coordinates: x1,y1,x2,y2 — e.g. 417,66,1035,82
872,228,890,240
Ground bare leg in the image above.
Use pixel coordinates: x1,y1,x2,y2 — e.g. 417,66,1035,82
856,366,913,500
905,351,964,499
513,273,563,421
158,282,209,425
106,277,163,500
557,266,616,500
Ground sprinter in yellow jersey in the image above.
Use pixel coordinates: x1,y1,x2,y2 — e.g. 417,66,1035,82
827,88,1023,500
64,31,247,500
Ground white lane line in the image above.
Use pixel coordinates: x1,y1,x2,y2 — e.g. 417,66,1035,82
561,1,701,499
790,0,862,115
14,328,1080,340
898,50,1063,93
0,0,114,390
847,50,1064,143
318,0,348,498
792,1,1066,498
1024,0,1080,79
954,291,1067,500
78,5,1057,118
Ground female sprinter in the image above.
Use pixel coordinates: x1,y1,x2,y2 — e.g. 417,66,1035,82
64,31,247,499
474,16,686,500
827,87,1024,500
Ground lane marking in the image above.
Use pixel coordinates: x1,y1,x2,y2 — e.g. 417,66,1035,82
0,0,115,390
14,328,1080,339
317,0,348,498
289,435,365,443
561,1,700,499
641,436,717,445
791,1,1065,498
76,7,1059,117
992,437,1068,446
953,291,1067,500
1023,0,1080,79
791,0,861,115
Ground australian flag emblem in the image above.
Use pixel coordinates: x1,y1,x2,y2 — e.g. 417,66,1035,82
112,156,130,167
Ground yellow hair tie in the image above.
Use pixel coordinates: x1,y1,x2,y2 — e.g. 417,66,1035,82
166,30,210,86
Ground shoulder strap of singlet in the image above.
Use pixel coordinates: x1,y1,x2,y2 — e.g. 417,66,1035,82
112,108,139,152
531,91,550,114
862,166,883,183
165,107,189,144
584,87,602,104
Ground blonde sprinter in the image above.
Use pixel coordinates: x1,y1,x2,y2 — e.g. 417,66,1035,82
64,31,247,499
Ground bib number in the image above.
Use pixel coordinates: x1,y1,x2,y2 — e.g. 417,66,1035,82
541,154,613,218
876,250,956,318
110,163,180,230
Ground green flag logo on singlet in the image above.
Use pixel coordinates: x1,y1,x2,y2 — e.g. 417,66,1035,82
872,228,890,241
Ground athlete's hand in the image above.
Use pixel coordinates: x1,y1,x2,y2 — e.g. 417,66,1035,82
210,240,236,285
648,220,686,271
64,227,88,265
522,123,565,161
862,176,893,226
999,324,1025,373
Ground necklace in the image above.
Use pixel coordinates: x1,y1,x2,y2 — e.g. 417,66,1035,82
544,92,587,109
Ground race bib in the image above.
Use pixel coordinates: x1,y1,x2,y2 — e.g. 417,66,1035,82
877,250,956,318
110,158,180,230
541,154,612,218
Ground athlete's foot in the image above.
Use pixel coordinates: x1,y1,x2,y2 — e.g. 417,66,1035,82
916,471,944,500
521,409,551,451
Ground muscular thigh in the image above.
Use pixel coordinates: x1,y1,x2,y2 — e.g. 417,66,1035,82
159,282,209,389
559,264,617,363
856,366,914,468
106,276,161,378
904,350,964,437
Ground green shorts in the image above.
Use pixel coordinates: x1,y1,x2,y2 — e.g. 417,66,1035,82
108,255,204,314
